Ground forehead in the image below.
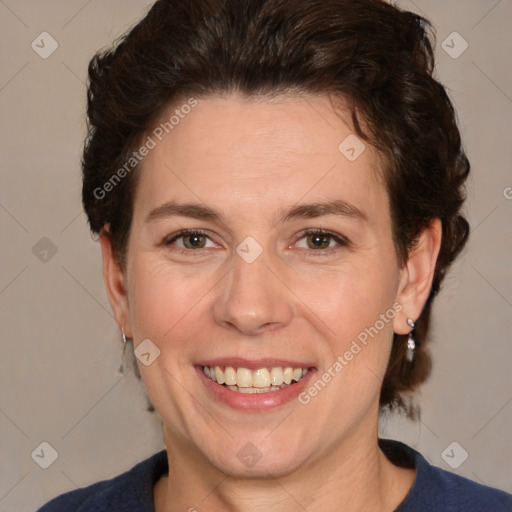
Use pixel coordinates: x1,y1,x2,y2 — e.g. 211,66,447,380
133,93,388,225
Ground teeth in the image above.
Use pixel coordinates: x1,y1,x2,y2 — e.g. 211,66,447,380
215,366,225,385
252,368,271,388
224,366,237,385
236,367,253,388
227,385,283,393
270,367,284,385
203,365,309,392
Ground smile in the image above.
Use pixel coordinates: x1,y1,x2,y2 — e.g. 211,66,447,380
202,365,309,394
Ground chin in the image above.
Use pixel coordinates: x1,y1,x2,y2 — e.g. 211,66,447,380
198,433,313,479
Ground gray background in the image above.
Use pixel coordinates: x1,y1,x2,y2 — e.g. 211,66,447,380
0,1,511,510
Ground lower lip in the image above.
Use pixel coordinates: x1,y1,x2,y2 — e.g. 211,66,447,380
195,366,315,411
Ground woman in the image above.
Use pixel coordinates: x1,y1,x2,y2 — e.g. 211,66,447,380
37,0,512,510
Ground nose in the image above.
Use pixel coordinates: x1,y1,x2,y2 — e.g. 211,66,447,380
213,247,294,336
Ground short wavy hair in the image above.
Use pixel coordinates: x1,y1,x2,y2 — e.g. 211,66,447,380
82,0,470,417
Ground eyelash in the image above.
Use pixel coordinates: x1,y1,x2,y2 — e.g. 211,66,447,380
163,228,350,257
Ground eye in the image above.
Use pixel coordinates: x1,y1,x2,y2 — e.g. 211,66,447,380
164,229,217,251
295,229,349,254
163,228,349,256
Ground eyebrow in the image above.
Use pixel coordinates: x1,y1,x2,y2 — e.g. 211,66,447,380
145,199,367,224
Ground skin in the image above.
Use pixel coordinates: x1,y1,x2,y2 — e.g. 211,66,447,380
100,93,442,512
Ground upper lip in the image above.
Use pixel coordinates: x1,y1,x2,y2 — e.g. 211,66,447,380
197,357,315,370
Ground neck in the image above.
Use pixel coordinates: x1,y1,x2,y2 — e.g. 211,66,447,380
154,423,415,512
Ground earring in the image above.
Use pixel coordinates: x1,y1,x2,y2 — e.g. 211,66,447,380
121,328,128,356
406,318,416,362
119,329,129,374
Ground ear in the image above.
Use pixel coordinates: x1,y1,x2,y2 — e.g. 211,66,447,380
393,218,442,335
99,227,132,338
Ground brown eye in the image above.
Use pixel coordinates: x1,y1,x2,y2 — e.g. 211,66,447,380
182,233,207,249
306,233,333,250
165,230,216,251
295,229,349,254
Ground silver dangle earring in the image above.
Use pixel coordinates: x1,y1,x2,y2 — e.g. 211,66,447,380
119,329,130,374
122,329,128,354
406,318,416,363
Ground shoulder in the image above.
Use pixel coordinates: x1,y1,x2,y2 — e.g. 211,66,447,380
36,450,168,512
379,438,512,512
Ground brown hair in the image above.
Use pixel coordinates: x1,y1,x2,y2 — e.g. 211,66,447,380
82,0,470,417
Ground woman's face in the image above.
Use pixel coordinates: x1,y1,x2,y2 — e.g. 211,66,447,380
107,94,418,477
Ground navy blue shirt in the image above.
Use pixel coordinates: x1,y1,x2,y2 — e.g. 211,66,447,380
37,439,512,511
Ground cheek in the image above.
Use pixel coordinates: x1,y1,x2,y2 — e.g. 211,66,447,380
127,255,216,345
291,258,399,345
126,235,400,365
293,264,400,416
